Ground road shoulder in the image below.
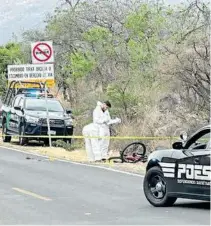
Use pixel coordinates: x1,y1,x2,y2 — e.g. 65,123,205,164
0,141,146,175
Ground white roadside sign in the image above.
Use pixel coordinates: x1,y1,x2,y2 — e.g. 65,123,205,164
31,41,54,64
7,64,55,87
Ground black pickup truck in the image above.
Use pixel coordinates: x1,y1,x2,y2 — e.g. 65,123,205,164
1,81,74,145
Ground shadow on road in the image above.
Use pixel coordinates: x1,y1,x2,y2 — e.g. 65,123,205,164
174,201,210,210
11,141,44,147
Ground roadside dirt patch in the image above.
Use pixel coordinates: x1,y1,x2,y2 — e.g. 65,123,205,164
0,140,87,161
0,139,146,174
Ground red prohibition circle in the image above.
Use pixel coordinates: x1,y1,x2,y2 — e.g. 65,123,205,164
33,42,52,62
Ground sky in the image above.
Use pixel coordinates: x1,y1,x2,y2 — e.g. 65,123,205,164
0,0,59,45
0,0,184,45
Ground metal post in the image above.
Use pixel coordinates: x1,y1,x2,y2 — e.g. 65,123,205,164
44,75,52,147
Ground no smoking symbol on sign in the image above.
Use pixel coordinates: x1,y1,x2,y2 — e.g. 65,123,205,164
31,41,54,64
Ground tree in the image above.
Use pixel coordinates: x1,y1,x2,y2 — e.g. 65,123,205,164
162,0,210,116
16,0,210,138
0,42,26,97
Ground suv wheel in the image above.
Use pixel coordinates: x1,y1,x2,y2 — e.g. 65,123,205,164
44,139,49,146
19,125,28,146
143,166,177,207
2,122,11,142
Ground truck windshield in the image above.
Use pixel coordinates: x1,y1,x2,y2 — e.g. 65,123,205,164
25,99,64,112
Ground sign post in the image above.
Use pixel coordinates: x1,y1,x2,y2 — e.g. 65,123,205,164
44,80,52,147
31,41,55,147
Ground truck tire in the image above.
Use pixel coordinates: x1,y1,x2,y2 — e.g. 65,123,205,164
44,139,49,146
2,122,11,142
143,166,177,207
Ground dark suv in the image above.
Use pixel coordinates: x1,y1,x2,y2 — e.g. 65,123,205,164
1,93,74,145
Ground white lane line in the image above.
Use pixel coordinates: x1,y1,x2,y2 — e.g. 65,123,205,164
0,145,144,178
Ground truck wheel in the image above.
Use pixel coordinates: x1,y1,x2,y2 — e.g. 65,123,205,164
19,125,28,146
2,122,11,142
143,166,177,207
44,139,49,146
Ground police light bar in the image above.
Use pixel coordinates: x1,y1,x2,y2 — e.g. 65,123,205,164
18,88,47,95
17,88,53,98
25,93,38,97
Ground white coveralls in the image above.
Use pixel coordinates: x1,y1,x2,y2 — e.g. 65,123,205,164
82,101,121,161
82,123,102,161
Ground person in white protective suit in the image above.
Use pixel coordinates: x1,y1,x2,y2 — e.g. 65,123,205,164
94,101,121,161
82,101,121,162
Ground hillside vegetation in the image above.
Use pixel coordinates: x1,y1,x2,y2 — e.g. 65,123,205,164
0,0,210,150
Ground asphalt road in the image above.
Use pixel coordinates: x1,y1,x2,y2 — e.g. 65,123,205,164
0,147,210,225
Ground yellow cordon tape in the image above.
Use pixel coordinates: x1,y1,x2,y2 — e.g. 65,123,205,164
1,134,179,140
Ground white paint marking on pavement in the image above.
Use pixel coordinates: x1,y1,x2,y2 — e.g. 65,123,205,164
0,146,48,158
0,146,144,178
12,187,52,201
58,158,144,177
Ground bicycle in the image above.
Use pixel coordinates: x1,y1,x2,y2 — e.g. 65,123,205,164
108,126,148,163
120,141,147,163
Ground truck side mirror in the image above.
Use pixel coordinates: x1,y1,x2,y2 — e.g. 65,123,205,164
172,141,183,150
66,109,72,114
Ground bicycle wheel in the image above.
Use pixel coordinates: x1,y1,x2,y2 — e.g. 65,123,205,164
121,142,146,163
